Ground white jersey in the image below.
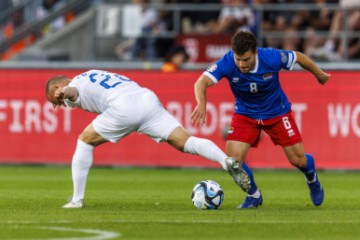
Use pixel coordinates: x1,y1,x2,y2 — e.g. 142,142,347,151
64,69,181,143
65,69,142,113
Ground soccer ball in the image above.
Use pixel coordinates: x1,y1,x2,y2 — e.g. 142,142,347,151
191,180,224,209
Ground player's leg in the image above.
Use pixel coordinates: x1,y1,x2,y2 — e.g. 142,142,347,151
265,111,324,206
167,126,254,199
64,102,142,208
167,126,228,170
63,123,108,209
283,142,313,178
136,91,230,170
138,91,253,205
226,140,253,191
226,140,262,208
283,144,324,206
225,114,262,208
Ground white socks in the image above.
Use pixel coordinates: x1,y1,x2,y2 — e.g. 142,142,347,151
184,136,227,170
71,139,94,202
70,137,227,201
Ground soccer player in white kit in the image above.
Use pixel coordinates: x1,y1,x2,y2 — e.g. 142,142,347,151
46,69,250,208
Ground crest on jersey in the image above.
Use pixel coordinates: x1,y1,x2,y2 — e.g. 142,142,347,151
232,77,239,83
281,52,288,64
263,73,273,80
207,64,217,72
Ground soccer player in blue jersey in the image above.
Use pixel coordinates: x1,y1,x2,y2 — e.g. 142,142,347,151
191,31,330,208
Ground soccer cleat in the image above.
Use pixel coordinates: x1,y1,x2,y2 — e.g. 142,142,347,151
238,192,263,209
307,173,324,206
62,198,84,209
225,158,251,192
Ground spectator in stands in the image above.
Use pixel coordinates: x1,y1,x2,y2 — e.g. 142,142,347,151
338,9,360,59
116,0,173,60
128,0,166,60
161,45,189,72
254,0,290,48
160,0,176,33
152,0,177,59
180,0,220,34
255,0,322,50
311,0,360,61
35,0,67,36
210,0,256,35
0,8,33,60
301,0,335,56
282,28,303,51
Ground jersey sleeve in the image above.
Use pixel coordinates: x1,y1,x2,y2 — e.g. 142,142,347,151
203,64,221,83
203,52,231,83
263,48,297,71
278,49,297,70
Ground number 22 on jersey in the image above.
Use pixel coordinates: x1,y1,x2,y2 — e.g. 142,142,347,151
88,73,131,89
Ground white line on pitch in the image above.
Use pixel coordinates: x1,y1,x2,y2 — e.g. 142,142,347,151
4,225,120,240
36,227,120,240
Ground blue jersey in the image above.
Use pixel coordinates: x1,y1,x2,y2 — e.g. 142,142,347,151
204,48,297,119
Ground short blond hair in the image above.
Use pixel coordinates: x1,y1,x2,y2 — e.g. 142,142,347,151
45,76,70,101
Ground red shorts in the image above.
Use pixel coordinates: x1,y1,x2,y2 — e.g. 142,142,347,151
226,111,302,147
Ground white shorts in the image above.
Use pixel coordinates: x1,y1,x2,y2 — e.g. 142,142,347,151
92,88,181,143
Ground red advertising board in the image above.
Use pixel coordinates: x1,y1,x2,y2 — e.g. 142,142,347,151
0,69,359,169
177,34,231,63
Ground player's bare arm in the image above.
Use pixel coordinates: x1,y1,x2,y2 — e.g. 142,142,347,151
52,86,78,108
192,74,215,126
295,51,331,85
61,86,78,102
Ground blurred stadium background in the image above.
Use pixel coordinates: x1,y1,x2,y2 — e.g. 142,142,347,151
0,0,359,170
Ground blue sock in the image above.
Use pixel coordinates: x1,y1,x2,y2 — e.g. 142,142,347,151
242,162,258,195
298,153,316,181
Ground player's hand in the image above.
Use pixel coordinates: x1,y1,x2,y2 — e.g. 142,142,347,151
316,72,331,85
52,87,67,108
191,103,207,126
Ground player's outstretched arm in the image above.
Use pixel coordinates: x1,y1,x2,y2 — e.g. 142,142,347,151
295,51,331,85
191,74,215,126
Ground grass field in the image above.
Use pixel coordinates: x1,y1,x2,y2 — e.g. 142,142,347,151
1,166,360,240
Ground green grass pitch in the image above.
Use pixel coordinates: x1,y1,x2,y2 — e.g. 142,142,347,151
1,166,360,240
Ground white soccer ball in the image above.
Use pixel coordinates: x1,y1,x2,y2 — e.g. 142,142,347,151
191,180,224,209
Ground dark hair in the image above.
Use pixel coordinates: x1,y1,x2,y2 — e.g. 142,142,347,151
165,45,189,62
231,31,257,55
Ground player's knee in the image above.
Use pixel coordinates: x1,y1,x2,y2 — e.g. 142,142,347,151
167,127,191,151
167,134,189,152
78,131,106,147
78,133,94,146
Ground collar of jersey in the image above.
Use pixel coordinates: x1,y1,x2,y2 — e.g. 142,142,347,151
249,54,259,73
